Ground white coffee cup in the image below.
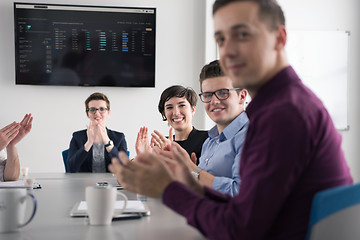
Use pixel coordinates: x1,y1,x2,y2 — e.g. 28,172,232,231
24,178,34,188
85,185,128,225
0,188,37,233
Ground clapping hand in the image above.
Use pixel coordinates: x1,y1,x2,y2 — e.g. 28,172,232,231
95,122,109,144
151,128,173,150
86,121,96,146
160,143,204,194
109,151,175,198
0,122,20,150
135,127,153,155
86,119,109,143
7,114,33,147
190,152,198,164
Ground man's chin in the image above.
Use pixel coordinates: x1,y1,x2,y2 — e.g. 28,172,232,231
229,76,246,89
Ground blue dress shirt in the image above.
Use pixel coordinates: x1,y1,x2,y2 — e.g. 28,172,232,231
198,111,249,196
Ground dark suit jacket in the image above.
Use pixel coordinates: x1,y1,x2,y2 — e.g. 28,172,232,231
67,128,127,173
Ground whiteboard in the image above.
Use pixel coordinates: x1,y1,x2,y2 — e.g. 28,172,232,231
286,30,349,130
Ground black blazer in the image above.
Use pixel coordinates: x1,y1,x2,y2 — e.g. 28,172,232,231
67,128,127,173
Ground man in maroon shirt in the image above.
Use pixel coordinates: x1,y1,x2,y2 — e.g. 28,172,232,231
109,0,353,239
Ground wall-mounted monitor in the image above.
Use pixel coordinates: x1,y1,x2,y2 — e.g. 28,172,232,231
14,2,156,87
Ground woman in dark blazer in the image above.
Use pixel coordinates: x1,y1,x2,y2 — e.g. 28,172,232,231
67,92,127,173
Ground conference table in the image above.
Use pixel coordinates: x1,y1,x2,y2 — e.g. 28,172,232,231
1,173,207,240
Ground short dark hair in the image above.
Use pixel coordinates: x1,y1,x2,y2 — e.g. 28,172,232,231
199,60,225,88
85,92,110,115
158,85,197,121
213,0,285,31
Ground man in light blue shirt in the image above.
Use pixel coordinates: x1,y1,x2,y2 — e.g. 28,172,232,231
198,113,248,196
193,60,249,196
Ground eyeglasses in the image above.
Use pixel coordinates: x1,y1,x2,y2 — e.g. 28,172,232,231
199,88,240,103
87,107,108,114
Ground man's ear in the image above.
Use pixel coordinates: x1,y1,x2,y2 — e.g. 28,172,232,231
275,25,287,51
238,89,247,105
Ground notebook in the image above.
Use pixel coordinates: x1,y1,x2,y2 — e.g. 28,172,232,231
70,200,151,217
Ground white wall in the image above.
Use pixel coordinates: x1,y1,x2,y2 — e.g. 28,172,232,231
0,0,207,173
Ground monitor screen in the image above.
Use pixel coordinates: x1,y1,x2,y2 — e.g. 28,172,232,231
14,3,156,87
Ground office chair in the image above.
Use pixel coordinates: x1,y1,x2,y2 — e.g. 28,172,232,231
306,182,360,240
62,149,69,173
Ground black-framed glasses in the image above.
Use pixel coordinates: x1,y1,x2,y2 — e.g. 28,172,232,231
87,107,108,114
199,88,240,103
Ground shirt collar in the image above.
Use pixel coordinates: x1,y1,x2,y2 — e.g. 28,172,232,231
208,111,249,141
246,66,300,119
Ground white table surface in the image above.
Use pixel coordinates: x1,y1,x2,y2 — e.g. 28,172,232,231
0,173,206,240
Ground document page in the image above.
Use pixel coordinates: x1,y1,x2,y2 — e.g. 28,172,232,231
0,180,25,187
0,180,41,189
78,200,147,212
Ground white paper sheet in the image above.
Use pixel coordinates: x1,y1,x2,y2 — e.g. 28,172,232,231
78,200,146,211
0,180,40,188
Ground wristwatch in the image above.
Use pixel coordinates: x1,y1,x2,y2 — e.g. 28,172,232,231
104,140,114,147
191,167,202,179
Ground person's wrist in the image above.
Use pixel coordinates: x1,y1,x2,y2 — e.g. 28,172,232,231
6,144,16,149
104,140,113,148
84,141,93,151
191,167,202,179
189,161,198,171
135,147,143,155
103,138,110,145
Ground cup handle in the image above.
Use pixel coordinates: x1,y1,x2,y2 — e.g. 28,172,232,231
18,193,37,228
116,191,128,213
